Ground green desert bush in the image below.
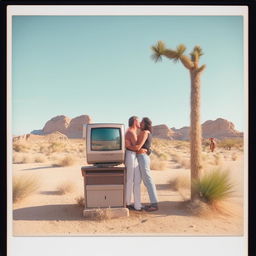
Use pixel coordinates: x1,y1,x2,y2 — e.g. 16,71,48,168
13,175,40,203
192,168,234,204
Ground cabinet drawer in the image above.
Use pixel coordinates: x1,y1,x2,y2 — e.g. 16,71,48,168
85,174,124,185
86,185,124,208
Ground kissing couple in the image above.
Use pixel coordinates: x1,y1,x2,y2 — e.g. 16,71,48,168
125,116,158,212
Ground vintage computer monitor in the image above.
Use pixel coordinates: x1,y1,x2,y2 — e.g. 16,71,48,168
82,123,127,209
84,123,125,166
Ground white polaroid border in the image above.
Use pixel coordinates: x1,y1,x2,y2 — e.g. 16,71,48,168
7,5,248,256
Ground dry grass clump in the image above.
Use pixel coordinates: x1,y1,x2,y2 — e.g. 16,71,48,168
150,155,167,170
212,153,223,166
34,154,47,163
39,144,50,154
75,196,85,207
171,153,181,164
13,142,29,152
54,155,77,167
13,175,40,203
150,158,167,170
180,159,190,169
12,153,34,164
218,138,243,150
49,141,67,153
56,181,75,195
170,174,190,191
231,153,238,161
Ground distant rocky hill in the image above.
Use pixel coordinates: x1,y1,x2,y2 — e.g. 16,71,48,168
31,114,91,138
168,118,243,140
152,125,175,139
26,115,242,140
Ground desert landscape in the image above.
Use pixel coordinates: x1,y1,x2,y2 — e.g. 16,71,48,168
12,115,244,236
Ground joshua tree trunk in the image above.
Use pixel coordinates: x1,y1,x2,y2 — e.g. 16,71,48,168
190,69,203,200
151,41,206,201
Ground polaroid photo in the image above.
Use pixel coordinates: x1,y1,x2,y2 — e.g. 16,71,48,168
5,4,249,256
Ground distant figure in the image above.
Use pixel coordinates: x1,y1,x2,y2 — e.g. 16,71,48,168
209,138,216,152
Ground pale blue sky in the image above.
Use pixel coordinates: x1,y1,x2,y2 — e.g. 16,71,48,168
12,15,244,135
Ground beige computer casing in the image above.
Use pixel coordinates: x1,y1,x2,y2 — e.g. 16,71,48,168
85,123,125,165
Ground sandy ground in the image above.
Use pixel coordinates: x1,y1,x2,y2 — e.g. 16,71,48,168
12,149,244,236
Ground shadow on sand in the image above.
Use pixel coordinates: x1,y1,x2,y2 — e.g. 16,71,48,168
13,204,84,221
39,191,63,196
22,166,60,171
13,200,189,221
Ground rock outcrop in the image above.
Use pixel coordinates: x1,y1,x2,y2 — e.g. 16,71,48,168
171,118,243,140
43,115,71,135
66,115,91,138
202,118,243,139
152,125,175,139
39,114,91,138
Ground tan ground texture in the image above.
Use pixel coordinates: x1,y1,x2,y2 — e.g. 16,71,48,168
12,138,244,236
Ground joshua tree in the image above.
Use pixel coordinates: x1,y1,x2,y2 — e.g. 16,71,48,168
151,41,206,200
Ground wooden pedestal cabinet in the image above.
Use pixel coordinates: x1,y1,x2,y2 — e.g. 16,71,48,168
81,166,126,208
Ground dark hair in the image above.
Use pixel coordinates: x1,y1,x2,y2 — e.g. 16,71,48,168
128,116,138,127
142,117,152,132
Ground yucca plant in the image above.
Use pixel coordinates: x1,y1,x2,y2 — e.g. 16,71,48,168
151,41,206,200
192,168,234,203
13,175,40,203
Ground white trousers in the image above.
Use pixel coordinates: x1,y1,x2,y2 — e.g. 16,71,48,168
125,150,142,210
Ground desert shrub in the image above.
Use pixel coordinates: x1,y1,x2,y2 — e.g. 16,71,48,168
56,181,75,194
34,154,47,163
192,168,234,204
75,196,85,207
171,153,181,163
39,144,49,154
180,159,190,169
13,175,40,203
150,155,167,170
231,153,238,161
13,153,23,164
13,142,28,153
54,155,77,167
49,141,66,153
159,153,168,160
219,138,243,150
13,153,33,164
212,153,223,166
170,174,190,191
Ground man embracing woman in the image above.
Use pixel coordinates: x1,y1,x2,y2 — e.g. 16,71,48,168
125,116,158,212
